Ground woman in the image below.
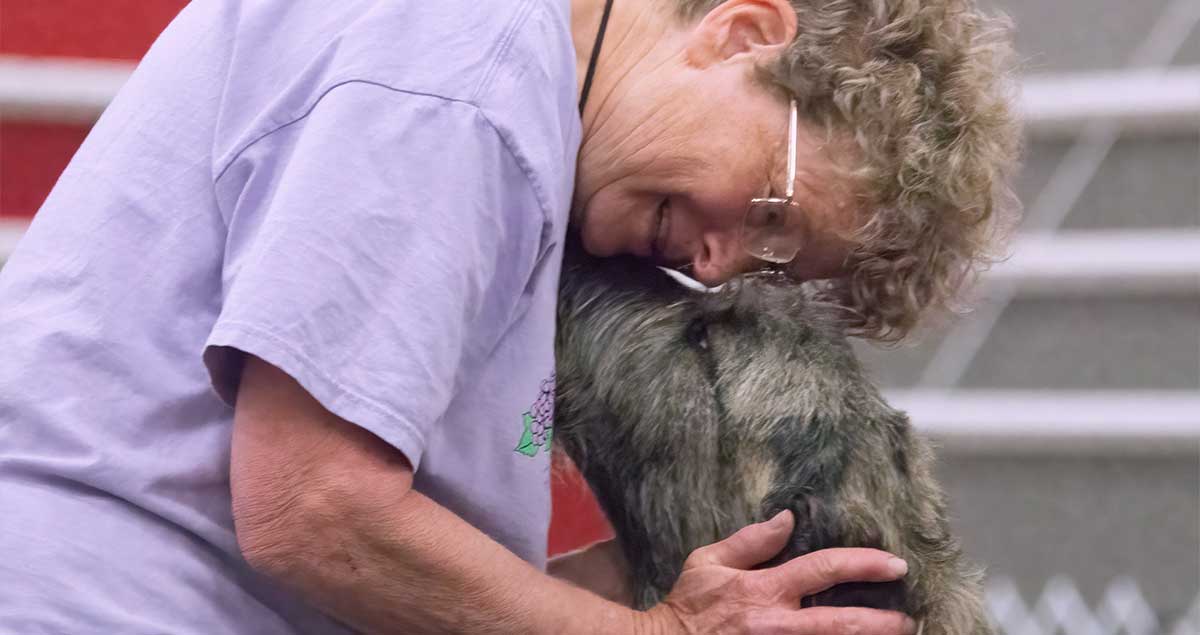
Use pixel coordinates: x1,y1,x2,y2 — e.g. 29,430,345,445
0,0,1017,632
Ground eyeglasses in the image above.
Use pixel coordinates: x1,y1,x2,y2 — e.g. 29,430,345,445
741,98,808,265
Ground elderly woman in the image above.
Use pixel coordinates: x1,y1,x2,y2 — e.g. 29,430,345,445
0,0,1017,633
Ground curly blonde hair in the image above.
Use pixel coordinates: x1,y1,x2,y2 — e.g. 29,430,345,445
678,0,1022,341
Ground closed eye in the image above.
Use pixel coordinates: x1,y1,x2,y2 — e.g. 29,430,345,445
685,318,709,350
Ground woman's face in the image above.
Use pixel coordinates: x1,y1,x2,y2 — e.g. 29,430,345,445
571,1,860,286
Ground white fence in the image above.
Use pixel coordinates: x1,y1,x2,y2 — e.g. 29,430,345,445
5,54,1199,136
886,390,1200,454
0,219,26,260
1021,67,1200,139
987,577,1200,635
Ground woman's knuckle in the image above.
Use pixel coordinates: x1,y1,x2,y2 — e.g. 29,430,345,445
831,612,864,635
683,548,710,569
736,609,787,635
731,576,772,606
808,552,841,581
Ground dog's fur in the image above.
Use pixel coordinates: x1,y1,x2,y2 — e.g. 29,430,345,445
553,251,991,633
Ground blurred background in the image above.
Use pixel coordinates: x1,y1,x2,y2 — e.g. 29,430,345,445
1,1,1197,633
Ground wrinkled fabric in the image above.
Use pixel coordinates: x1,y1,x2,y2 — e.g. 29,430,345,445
0,0,579,632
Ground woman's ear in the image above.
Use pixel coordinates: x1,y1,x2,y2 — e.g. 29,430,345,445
685,0,798,67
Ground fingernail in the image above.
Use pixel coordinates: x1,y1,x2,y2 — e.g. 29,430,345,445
903,617,918,634
770,509,790,524
888,557,909,577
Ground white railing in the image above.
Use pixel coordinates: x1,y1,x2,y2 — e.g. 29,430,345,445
0,218,28,260
0,56,135,124
988,230,1200,297
987,576,1200,635
887,390,1200,454
2,54,1198,137
1022,67,1200,138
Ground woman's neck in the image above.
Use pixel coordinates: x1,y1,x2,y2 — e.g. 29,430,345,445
570,0,673,134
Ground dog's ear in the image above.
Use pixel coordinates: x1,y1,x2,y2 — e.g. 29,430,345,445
757,492,841,565
757,492,909,613
805,580,909,612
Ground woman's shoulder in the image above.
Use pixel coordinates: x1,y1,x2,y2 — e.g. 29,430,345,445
315,0,575,107
213,0,579,184
338,0,581,224
472,0,582,208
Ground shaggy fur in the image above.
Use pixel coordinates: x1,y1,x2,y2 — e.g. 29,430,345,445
553,252,991,633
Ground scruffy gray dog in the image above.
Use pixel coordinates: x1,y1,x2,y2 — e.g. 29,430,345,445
553,250,991,634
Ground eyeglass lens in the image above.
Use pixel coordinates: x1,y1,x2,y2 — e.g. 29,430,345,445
743,199,804,264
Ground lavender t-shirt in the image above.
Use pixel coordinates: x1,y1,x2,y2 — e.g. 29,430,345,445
0,0,580,632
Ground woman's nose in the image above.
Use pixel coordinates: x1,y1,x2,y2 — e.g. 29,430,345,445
689,229,756,287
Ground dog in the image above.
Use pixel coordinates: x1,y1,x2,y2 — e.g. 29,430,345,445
553,249,991,633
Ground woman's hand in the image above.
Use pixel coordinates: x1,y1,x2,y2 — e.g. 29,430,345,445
643,511,917,634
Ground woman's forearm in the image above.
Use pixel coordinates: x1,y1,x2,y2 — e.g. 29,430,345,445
231,357,653,635
245,482,646,635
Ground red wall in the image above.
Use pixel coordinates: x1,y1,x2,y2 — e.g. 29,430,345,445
0,1,610,555
1,0,190,60
548,460,613,555
0,0,191,219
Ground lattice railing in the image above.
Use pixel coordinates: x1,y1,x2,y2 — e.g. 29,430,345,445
986,576,1199,635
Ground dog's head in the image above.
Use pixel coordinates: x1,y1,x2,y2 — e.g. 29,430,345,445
553,251,918,609
553,251,987,628
554,251,882,463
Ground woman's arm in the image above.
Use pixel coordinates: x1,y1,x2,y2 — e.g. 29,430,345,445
231,356,638,634
231,356,915,635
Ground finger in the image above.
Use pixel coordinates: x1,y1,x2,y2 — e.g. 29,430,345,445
790,607,918,635
686,510,794,570
764,547,908,598
725,608,916,635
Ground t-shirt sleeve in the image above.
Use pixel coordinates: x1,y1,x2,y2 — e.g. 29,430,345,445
204,82,548,469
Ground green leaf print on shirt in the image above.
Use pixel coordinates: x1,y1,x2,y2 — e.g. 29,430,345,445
514,373,554,457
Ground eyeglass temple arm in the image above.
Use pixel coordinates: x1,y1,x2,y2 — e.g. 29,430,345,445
785,99,797,199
